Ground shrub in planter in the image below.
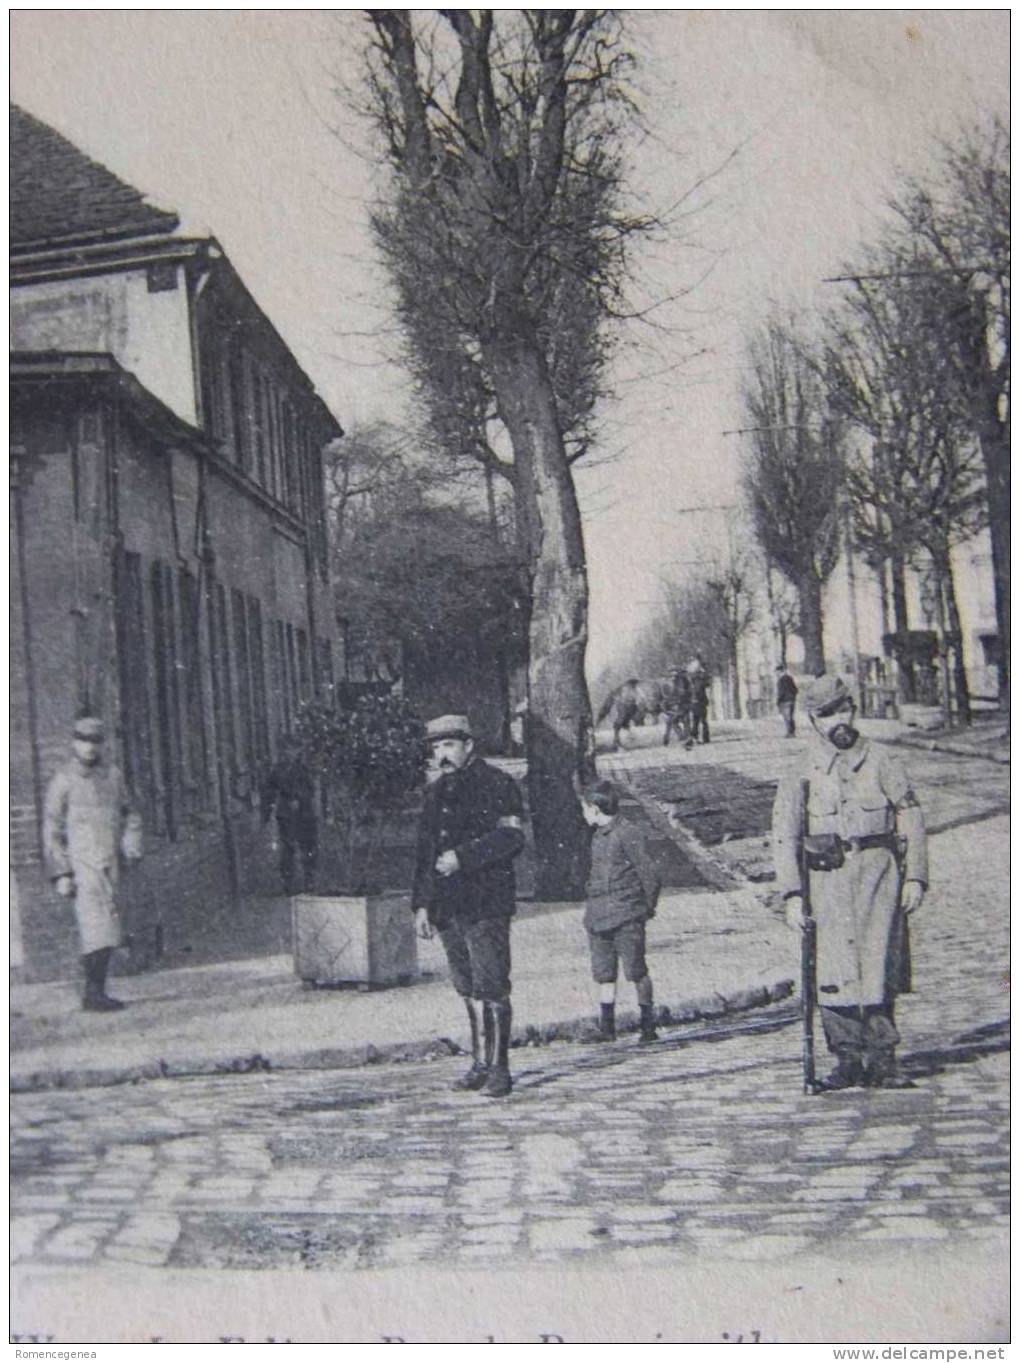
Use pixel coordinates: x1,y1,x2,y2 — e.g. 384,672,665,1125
290,692,427,987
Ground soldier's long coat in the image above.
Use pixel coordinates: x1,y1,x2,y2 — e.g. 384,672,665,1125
43,759,143,954
772,737,928,1008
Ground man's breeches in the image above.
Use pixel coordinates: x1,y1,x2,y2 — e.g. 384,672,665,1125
439,915,512,1002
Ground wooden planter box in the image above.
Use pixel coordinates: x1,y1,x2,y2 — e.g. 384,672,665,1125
292,891,418,988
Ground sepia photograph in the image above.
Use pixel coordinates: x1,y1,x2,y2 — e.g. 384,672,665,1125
9,7,1009,1347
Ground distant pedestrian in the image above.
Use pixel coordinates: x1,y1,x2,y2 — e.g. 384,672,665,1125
663,667,691,747
772,675,928,1090
687,656,711,745
261,737,318,895
776,663,798,737
580,780,661,1044
412,714,525,1098
43,716,143,1012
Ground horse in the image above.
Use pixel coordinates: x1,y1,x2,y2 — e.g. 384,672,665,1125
596,672,691,751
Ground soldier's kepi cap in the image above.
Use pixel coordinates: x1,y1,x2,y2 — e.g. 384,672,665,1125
803,675,853,718
426,713,473,744
72,716,105,741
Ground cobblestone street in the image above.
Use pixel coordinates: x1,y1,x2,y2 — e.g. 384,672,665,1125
10,737,1009,1339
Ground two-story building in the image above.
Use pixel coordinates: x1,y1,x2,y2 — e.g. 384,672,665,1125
10,105,343,980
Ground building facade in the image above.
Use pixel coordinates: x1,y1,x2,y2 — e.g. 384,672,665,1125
10,106,343,980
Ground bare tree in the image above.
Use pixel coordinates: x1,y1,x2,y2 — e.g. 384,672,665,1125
703,555,756,719
890,118,1009,705
360,11,653,895
741,317,845,675
824,262,987,724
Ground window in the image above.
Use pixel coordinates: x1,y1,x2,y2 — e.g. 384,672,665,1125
247,596,270,764
151,560,183,840
114,548,157,825
212,582,237,775
232,587,255,772
178,568,210,810
270,618,290,739
296,627,311,701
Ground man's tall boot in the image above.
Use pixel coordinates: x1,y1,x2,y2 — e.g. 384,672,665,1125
481,1001,513,1098
82,948,125,1013
863,1047,915,1089
452,997,489,1091
818,1049,863,1091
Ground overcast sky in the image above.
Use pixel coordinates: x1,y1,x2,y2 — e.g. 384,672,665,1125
10,9,1009,676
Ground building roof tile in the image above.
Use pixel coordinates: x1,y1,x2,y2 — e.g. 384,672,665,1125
10,104,179,250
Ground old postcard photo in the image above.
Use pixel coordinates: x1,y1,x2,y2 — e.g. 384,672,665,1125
9,8,1009,1347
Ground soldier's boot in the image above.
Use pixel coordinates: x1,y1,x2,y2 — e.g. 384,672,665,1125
452,998,489,1091
481,1002,513,1098
585,1003,616,1044
638,1003,659,1044
863,1047,915,1089
818,1050,864,1091
82,948,125,1013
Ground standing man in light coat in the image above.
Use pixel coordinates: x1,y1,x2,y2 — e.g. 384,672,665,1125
43,716,143,1012
772,676,928,1089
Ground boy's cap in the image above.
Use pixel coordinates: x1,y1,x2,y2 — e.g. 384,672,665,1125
73,716,105,741
426,714,473,743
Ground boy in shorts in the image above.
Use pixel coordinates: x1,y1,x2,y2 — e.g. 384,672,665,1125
580,780,661,1043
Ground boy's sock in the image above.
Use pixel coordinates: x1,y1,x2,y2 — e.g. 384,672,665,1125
638,1003,658,1043
599,1002,616,1040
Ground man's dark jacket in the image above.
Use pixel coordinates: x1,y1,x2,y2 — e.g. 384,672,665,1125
412,757,525,927
776,673,798,706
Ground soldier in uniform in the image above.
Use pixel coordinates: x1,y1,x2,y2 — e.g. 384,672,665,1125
412,714,525,1098
261,737,318,894
772,675,928,1089
43,716,143,1012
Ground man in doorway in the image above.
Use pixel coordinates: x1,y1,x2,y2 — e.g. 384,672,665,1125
772,676,928,1089
43,715,143,1012
776,663,798,737
261,736,318,895
412,714,525,1098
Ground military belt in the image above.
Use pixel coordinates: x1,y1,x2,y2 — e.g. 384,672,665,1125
838,833,896,853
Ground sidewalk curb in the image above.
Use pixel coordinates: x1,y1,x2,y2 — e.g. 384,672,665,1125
891,733,1009,766
9,977,794,1094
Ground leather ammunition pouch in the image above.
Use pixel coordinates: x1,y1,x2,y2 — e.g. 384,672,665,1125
804,833,845,872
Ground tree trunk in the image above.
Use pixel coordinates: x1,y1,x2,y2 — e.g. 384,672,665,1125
935,546,972,728
975,423,1010,710
488,330,594,898
890,552,916,703
796,571,825,676
728,639,742,719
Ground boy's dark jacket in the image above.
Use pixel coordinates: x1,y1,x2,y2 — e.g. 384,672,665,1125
412,757,525,927
584,817,661,932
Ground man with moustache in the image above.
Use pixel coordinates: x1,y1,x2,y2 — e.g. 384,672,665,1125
43,715,143,1012
772,676,928,1090
412,714,525,1098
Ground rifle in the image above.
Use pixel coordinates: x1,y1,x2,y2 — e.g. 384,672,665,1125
798,776,818,1094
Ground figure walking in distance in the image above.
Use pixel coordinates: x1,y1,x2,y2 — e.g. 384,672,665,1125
412,714,525,1098
772,676,928,1090
580,780,661,1044
776,662,799,738
686,655,711,745
261,736,318,895
43,715,143,1012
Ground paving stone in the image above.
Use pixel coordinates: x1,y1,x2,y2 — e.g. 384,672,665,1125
529,1218,597,1252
